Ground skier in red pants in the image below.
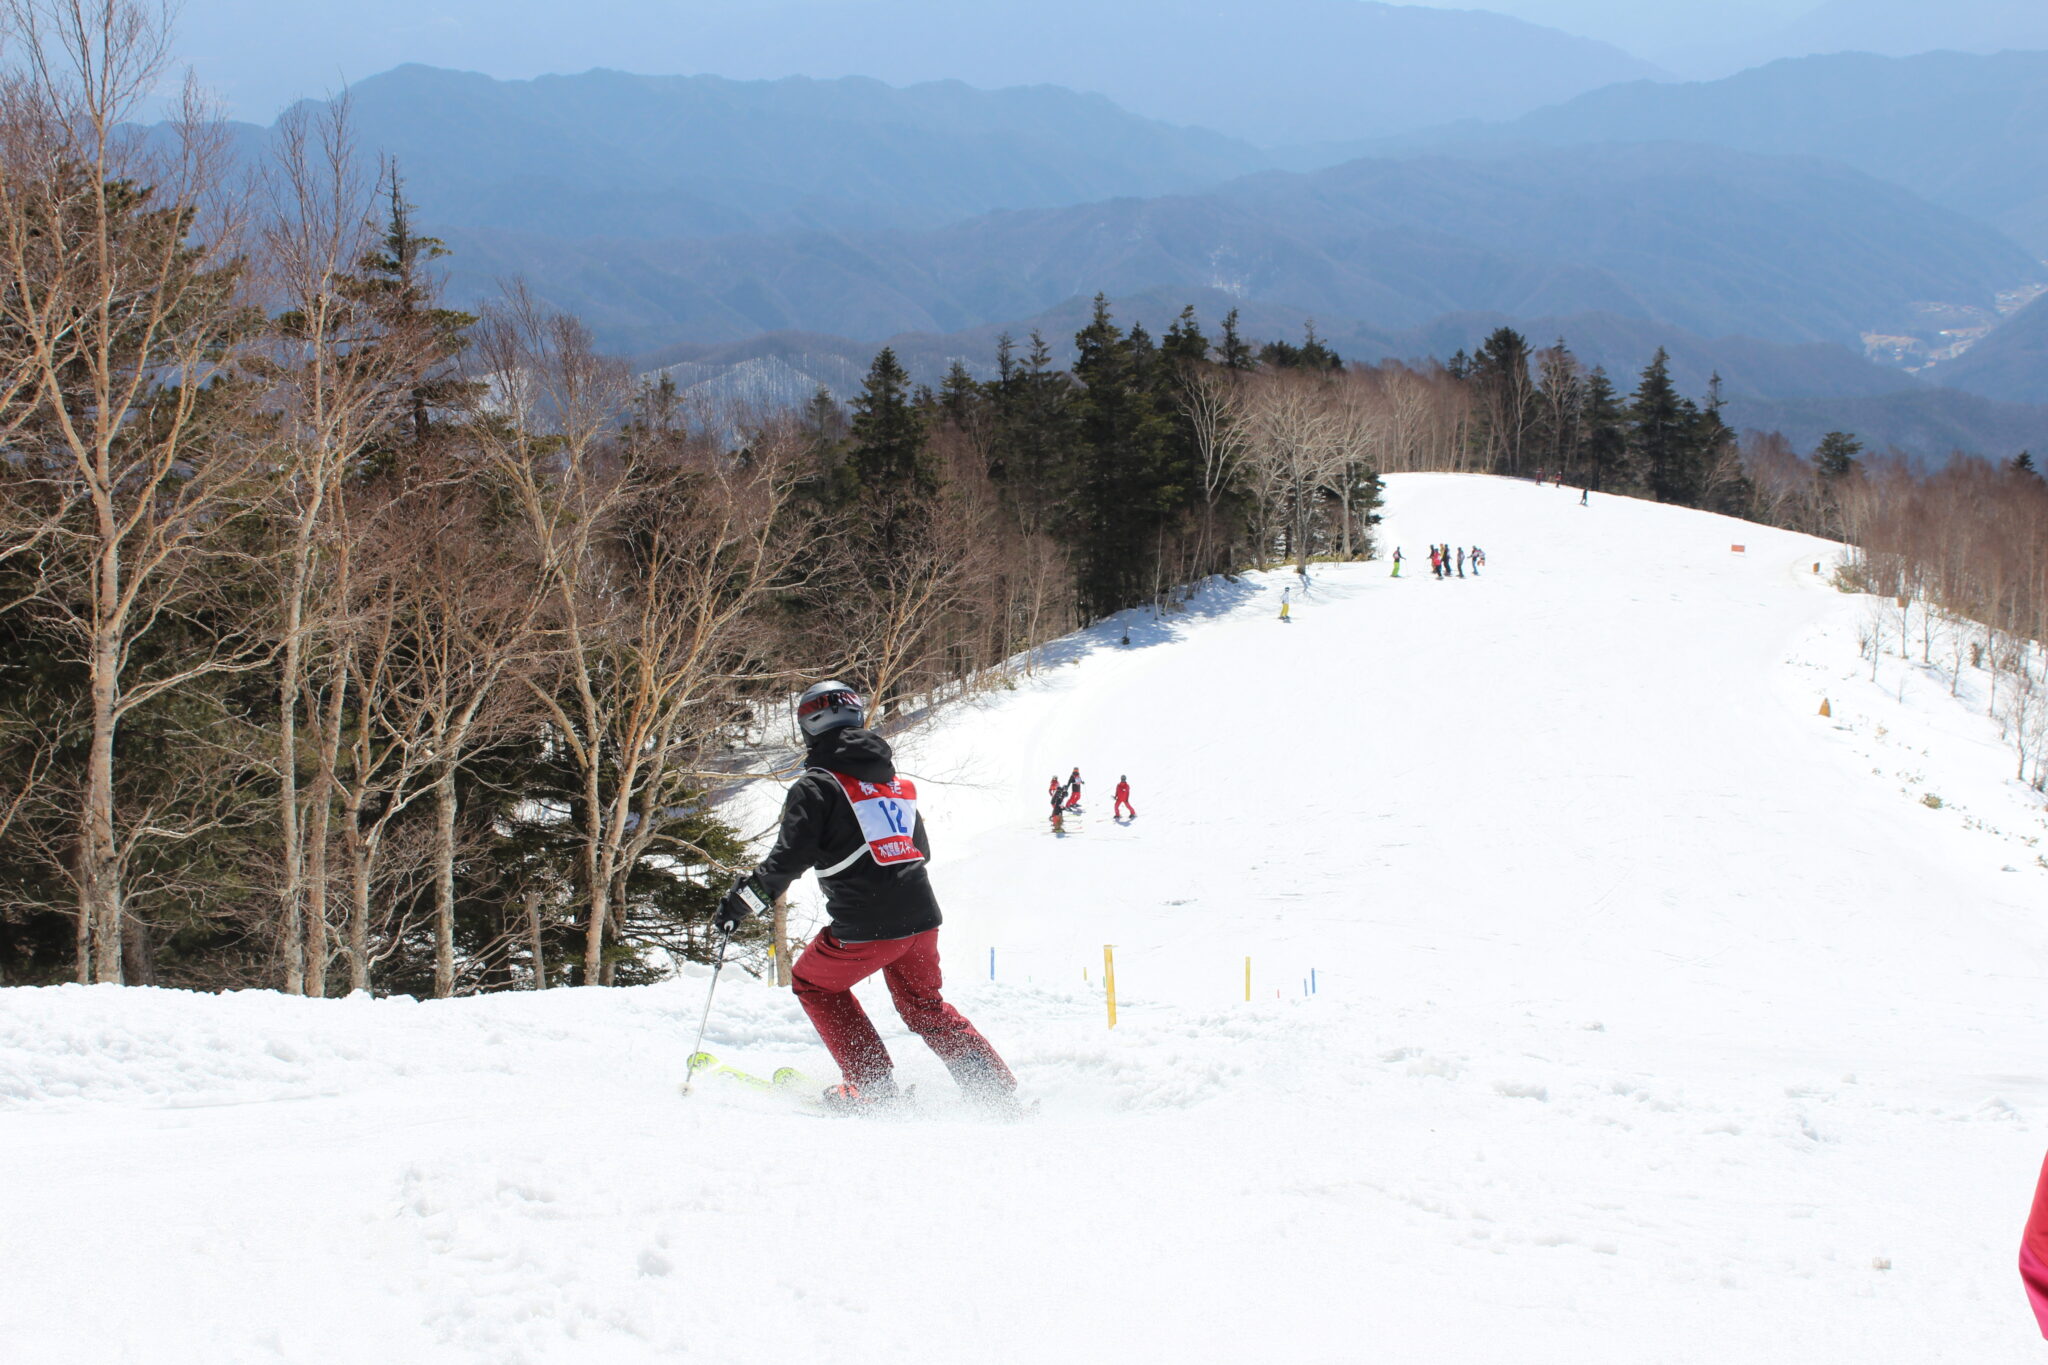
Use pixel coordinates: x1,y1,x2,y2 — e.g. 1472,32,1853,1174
1113,775,1135,820
1065,767,1083,809
718,680,1017,1113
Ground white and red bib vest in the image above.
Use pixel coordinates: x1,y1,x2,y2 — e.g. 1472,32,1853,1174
812,770,924,877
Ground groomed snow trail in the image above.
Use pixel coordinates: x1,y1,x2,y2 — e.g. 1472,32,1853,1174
5,474,2047,1364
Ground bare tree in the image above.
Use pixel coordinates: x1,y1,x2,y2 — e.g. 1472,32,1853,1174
0,0,267,982
252,96,425,993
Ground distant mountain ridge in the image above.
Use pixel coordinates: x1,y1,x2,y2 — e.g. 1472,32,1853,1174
1675,0,2048,80
258,65,1271,238
168,1,1661,143
437,142,2039,356
1371,51,2048,255
1934,293,2048,404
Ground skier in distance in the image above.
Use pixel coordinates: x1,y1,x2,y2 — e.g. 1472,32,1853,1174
1113,775,1136,821
716,680,1017,1112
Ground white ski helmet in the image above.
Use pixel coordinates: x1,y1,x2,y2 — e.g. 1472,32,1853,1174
796,680,865,740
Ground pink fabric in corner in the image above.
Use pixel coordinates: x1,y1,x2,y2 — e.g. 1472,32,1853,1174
2022,1152,2048,1338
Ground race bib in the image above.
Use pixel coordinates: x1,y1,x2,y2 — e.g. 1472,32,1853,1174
818,771,924,872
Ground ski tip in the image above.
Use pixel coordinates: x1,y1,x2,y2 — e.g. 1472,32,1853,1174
686,1051,716,1074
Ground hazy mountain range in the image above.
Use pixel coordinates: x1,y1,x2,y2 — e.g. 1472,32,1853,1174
177,44,2048,459
171,0,1657,143
1676,0,2048,79
273,66,1268,237
433,140,2031,354
1935,293,2048,404
1367,50,2048,254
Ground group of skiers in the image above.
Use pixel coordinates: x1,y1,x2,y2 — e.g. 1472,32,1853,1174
1049,768,1136,825
1424,544,1482,579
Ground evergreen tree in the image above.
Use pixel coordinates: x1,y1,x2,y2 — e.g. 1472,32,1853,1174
1580,368,1629,492
1216,309,1255,371
1814,430,1863,481
1693,374,1752,516
353,171,479,454
1162,305,1210,371
1629,349,1704,506
2013,451,2038,478
987,330,1076,535
844,347,935,552
937,360,984,431
1069,296,1175,618
1470,328,1538,475
1258,322,1342,373
1812,430,1863,537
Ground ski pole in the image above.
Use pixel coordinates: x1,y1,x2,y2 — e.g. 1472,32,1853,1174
680,931,733,1097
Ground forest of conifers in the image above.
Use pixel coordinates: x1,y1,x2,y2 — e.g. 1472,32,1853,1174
2,2,2044,994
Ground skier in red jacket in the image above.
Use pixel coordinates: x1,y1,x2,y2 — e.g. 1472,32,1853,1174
1113,776,1135,820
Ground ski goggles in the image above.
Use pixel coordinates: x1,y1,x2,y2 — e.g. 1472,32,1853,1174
798,689,863,722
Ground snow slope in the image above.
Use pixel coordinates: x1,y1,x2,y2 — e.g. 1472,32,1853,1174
5,473,2047,1363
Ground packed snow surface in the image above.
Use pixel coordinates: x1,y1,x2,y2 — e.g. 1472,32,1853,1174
5,474,2047,1363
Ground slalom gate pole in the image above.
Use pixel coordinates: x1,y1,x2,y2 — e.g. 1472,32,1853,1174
1104,945,1118,1029
680,931,733,1097
1244,956,1251,1003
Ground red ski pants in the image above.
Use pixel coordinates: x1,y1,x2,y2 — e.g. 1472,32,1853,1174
792,928,1015,1095
1114,797,1135,818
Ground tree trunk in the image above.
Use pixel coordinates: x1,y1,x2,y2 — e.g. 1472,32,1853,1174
432,767,458,998
84,619,123,985
525,885,547,990
278,629,306,996
304,675,347,998
344,819,373,994
580,771,611,986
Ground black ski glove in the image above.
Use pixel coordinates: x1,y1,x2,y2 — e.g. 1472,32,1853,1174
715,872,769,934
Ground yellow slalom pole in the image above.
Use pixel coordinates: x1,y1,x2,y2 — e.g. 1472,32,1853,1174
1244,956,1251,1003
1104,945,1118,1029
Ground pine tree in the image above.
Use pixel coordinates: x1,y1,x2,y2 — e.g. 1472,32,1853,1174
1217,309,1255,371
1693,374,1752,516
1814,430,1863,481
1580,368,1629,493
1162,305,1210,370
1629,349,1704,506
988,330,1075,536
1812,430,1863,538
1069,296,1175,618
845,347,935,552
353,171,479,454
1471,327,1538,475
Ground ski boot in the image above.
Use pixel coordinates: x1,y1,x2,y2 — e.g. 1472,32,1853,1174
818,1078,912,1116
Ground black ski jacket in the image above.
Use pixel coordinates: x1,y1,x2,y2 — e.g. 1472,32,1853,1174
755,728,940,943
